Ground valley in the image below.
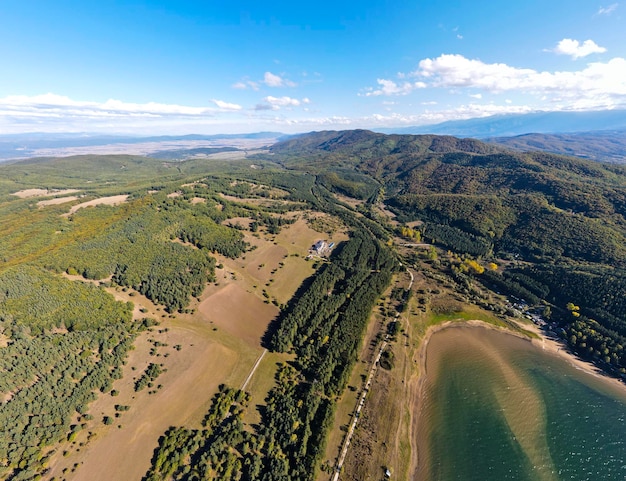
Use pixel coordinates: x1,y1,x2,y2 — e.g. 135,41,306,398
1,130,626,481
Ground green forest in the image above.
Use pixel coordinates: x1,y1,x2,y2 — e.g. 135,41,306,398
269,130,626,378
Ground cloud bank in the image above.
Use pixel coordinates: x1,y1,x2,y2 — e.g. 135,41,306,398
365,52,626,110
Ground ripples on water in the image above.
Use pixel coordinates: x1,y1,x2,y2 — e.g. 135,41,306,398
418,327,626,481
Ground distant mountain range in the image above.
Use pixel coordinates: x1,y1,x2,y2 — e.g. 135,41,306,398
486,131,626,163
0,132,284,161
378,110,626,138
375,110,626,163
3,109,626,163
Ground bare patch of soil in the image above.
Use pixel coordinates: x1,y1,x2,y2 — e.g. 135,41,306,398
223,217,254,229
37,196,79,207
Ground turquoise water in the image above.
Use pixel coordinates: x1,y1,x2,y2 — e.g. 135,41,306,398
418,327,626,481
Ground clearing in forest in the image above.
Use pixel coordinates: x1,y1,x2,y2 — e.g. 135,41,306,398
199,283,279,347
11,188,81,198
62,194,129,216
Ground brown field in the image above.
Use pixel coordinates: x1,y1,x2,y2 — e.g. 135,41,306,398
62,194,129,216
53,339,237,481
19,138,277,159
332,193,365,210
190,196,206,204
217,217,346,305
199,283,279,347
218,193,295,207
11,188,80,198
37,196,79,207
223,216,254,229
278,216,346,252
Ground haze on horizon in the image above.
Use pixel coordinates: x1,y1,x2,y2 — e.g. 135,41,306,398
1,0,625,135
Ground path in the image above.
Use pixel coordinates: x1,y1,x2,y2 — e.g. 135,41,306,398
241,349,267,391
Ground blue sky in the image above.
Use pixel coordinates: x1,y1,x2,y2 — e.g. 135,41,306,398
0,0,624,134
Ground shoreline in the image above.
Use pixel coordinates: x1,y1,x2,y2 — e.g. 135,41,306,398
520,320,626,395
408,318,626,480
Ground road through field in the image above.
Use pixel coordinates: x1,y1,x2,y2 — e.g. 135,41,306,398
332,268,414,481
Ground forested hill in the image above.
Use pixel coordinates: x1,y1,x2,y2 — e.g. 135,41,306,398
270,130,626,266
273,129,503,166
487,130,626,164
272,129,626,378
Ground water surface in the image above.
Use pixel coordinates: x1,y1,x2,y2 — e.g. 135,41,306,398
417,326,626,481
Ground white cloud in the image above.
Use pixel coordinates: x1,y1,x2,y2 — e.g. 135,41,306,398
254,96,310,111
411,54,626,109
597,3,618,15
264,72,284,87
212,99,242,111
0,93,252,135
264,96,301,107
0,93,231,117
470,93,482,99
552,38,606,59
363,102,536,127
263,72,296,88
363,79,426,96
232,80,259,91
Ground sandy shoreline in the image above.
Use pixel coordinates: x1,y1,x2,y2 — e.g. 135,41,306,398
409,319,626,480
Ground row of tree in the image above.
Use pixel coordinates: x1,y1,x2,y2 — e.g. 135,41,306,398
143,228,396,480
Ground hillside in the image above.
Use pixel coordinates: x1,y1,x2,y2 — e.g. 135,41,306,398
272,130,626,265
271,129,626,378
486,130,626,164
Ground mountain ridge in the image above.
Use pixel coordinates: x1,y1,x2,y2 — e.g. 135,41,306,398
377,110,626,137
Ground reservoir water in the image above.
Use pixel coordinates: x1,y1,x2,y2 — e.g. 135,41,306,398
416,326,626,481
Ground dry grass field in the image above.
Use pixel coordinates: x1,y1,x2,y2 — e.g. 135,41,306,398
199,282,279,347
45,282,242,480
61,194,129,216
11,188,80,198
